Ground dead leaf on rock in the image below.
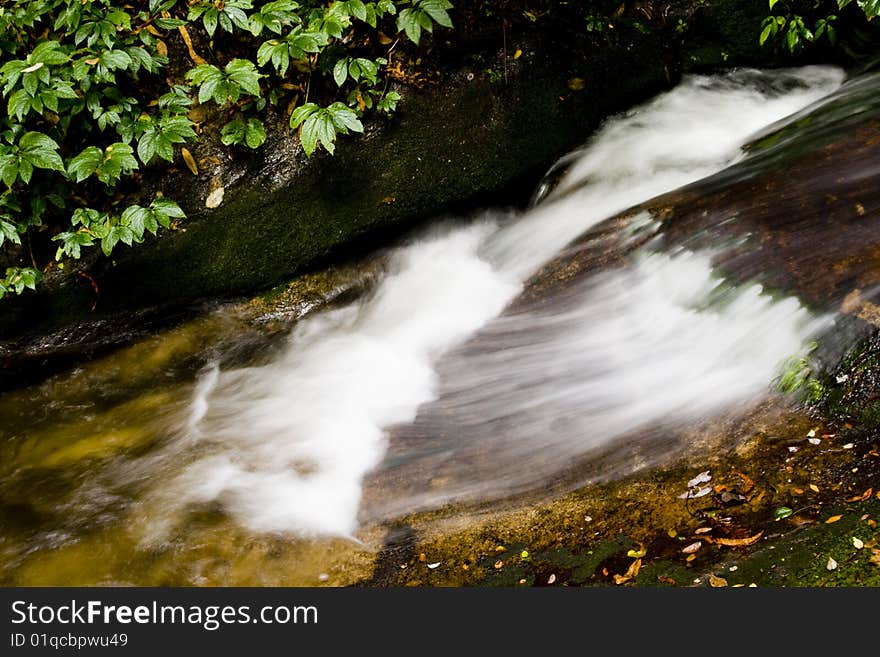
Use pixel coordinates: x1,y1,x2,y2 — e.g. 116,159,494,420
709,574,728,588
682,541,702,554
846,488,873,502
181,148,198,176
709,531,764,547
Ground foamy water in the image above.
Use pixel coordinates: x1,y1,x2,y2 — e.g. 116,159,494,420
156,66,842,536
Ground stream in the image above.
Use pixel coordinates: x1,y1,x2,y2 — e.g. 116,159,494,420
2,64,873,585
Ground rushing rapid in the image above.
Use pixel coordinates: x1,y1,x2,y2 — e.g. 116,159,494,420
145,66,844,536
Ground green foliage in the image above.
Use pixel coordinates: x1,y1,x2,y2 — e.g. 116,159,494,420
760,0,878,52
0,0,455,301
221,117,268,149
290,102,363,155
397,0,453,45
775,342,826,404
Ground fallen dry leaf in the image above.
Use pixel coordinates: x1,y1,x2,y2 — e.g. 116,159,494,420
810,484,820,493
427,562,441,569
657,576,676,585
418,553,426,563
853,537,864,549
827,556,838,571
869,550,880,567
846,488,873,502
695,527,713,535
709,574,728,588
709,531,764,547
181,147,198,176
686,554,697,563
681,541,702,554
547,574,556,584
826,515,843,524
613,574,631,585
178,25,207,66
493,560,503,570
736,471,755,494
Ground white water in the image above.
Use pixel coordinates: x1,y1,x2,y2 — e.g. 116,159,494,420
162,67,842,536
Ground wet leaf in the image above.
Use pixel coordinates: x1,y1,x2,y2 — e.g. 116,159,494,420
493,560,503,570
181,147,198,175
513,48,522,59
547,574,556,584
495,545,506,553
627,546,647,558
688,470,712,488
520,550,530,560
709,574,728,588
418,553,426,563
808,438,821,445
870,550,880,567
825,515,843,524
809,484,820,493
566,78,586,91
826,556,838,571
686,554,697,563
682,541,702,554
427,562,441,569
613,574,630,585
774,507,794,520
853,537,864,549
846,488,873,502
657,576,676,585
711,531,764,547
695,527,713,535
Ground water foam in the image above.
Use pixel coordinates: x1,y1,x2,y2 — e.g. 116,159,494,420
166,67,843,536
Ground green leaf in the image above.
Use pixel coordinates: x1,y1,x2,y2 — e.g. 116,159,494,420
327,102,363,133
290,102,320,129
99,49,133,70
7,89,31,120
774,507,793,520
334,58,349,86
67,146,103,182
225,59,262,97
0,219,21,247
244,118,267,148
420,0,453,28
151,197,185,219
19,131,65,171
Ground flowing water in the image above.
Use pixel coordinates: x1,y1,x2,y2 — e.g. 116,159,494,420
0,65,866,584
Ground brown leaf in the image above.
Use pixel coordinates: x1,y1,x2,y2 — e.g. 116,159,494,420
613,574,631,585
825,515,843,524
84,57,100,65
869,550,880,567
178,25,207,66
846,488,873,502
736,471,755,494
626,558,642,579
809,484,820,493
377,31,393,45
682,541,702,554
695,527,713,535
156,39,168,58
493,560,503,570
657,576,676,586
710,531,764,547
709,574,728,588
181,148,198,176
